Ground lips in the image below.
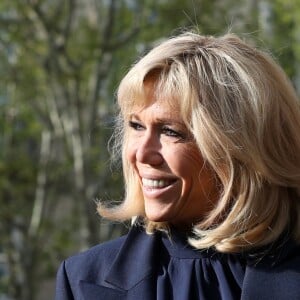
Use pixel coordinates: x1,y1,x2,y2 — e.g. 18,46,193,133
142,178,176,188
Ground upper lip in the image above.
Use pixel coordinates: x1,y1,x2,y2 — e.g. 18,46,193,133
138,172,177,181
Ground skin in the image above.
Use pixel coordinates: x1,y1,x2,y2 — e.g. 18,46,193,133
125,80,219,228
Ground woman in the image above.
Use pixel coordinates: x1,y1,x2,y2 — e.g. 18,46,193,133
56,32,300,299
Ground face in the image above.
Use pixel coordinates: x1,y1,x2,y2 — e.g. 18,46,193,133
125,82,219,227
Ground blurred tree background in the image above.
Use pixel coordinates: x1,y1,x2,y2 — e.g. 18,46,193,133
0,0,299,299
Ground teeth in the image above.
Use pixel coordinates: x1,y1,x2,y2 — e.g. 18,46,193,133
142,178,172,188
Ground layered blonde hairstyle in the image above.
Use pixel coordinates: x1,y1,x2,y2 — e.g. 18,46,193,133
98,32,300,253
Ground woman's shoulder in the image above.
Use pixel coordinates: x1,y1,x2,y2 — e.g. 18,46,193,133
63,233,128,275
56,231,135,299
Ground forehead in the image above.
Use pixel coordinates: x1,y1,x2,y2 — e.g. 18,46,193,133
130,97,183,123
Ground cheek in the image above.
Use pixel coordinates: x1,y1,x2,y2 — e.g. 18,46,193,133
172,146,205,176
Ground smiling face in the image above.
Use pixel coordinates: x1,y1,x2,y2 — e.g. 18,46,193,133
125,81,219,227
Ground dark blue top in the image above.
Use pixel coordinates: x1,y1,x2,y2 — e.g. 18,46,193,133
156,228,246,299
56,225,300,300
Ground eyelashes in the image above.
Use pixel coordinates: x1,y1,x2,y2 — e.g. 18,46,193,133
128,120,185,140
161,126,184,139
129,121,144,131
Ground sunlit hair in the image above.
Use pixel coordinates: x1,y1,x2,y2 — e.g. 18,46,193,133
98,32,300,253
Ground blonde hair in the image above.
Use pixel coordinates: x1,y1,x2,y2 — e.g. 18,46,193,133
98,32,300,253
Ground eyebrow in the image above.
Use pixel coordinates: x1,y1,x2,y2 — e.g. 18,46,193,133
129,114,185,126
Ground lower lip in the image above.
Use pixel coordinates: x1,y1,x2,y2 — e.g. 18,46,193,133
142,181,177,199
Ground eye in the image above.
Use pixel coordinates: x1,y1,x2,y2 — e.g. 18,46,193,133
161,126,184,139
129,120,144,131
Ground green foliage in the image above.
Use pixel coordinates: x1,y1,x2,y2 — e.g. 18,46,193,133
264,0,299,77
0,104,40,218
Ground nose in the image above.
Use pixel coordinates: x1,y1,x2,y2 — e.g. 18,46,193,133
136,132,163,166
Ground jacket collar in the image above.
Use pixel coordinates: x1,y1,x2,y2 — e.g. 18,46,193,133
82,225,300,298
104,224,299,291
104,225,160,291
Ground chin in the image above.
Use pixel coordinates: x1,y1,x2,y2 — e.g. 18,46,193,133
144,202,176,223
145,211,172,223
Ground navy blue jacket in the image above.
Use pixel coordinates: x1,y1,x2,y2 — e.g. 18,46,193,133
56,225,300,299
